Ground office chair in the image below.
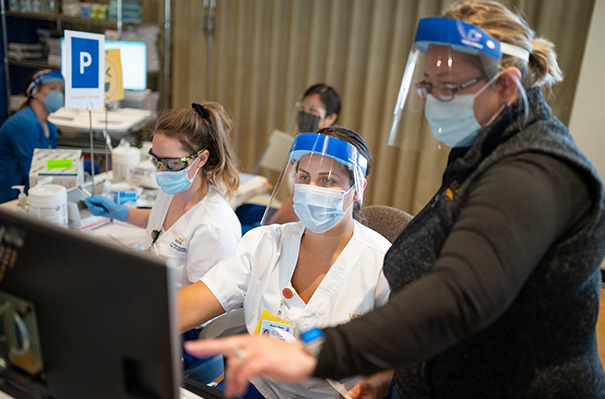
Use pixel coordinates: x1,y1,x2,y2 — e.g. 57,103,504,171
185,309,247,385
198,308,247,340
360,204,413,243
252,129,295,175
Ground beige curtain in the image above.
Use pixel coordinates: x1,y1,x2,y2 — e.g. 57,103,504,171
169,0,594,215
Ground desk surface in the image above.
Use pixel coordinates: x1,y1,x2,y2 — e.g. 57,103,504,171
49,107,153,139
0,171,269,248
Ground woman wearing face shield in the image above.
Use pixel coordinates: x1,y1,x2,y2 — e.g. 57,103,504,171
178,126,391,398
85,103,242,290
268,83,341,225
0,69,65,203
184,2,605,398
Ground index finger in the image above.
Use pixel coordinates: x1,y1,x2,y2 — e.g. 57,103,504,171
184,334,248,358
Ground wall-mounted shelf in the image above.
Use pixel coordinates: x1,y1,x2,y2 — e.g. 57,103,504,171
6,10,119,27
1,1,171,118
4,58,57,69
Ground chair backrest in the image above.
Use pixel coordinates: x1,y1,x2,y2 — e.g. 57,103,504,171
252,129,295,175
198,308,247,339
360,204,413,243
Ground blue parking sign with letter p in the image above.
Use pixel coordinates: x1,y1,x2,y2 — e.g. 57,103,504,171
72,37,99,88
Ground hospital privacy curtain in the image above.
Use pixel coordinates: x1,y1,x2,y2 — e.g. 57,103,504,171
169,0,594,215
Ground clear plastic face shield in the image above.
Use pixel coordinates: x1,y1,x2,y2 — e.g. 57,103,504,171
387,17,529,150
260,133,368,229
27,70,65,113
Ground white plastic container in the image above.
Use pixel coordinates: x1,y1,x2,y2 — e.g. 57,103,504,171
28,183,68,227
112,140,140,182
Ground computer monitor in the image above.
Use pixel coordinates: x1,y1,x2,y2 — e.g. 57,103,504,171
0,208,183,398
61,39,147,92
104,40,147,92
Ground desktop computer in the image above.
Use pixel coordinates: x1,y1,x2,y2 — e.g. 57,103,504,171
0,208,224,398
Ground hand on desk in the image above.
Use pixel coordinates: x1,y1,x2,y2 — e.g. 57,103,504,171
85,195,129,222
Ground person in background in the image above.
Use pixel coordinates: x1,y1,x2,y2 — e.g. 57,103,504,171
0,69,64,203
179,126,391,398
268,83,341,225
295,83,341,133
86,102,242,290
184,2,605,398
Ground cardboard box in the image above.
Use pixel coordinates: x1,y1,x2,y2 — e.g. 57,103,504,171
29,148,84,189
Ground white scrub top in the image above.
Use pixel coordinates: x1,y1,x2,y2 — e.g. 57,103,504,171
145,186,241,289
202,220,391,399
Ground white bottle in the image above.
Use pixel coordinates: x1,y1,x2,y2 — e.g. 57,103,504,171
11,185,28,213
112,139,140,182
28,179,68,227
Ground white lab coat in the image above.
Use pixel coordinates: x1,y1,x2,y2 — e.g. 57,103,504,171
202,220,391,399
145,186,241,289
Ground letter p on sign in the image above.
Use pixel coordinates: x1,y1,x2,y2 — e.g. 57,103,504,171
72,37,99,88
80,52,92,74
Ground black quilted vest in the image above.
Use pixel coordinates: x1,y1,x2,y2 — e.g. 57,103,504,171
385,89,605,398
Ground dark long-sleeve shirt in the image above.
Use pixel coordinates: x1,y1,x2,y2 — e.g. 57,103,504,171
313,88,605,397
316,153,591,375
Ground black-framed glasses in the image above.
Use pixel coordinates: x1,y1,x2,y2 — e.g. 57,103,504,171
148,148,205,171
415,76,486,102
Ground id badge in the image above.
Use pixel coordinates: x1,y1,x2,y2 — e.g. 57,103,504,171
254,309,295,340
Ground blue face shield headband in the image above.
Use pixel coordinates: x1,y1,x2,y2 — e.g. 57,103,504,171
289,133,367,176
27,70,65,97
259,133,368,225
387,17,530,149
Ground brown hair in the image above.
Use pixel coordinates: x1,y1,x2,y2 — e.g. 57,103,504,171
444,1,563,92
153,102,240,198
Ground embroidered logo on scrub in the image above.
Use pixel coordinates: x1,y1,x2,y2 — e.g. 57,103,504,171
168,236,186,253
445,180,461,200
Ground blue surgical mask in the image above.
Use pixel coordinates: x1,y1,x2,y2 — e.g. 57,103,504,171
44,90,64,113
425,74,504,148
292,184,354,233
155,160,200,194
425,93,482,148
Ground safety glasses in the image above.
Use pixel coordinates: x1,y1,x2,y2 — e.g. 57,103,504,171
148,148,205,171
415,76,486,102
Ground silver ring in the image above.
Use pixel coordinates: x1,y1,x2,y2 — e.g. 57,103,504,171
233,347,247,362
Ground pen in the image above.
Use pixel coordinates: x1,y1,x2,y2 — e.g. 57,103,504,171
77,184,92,198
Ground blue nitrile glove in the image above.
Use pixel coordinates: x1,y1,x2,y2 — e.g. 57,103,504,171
85,195,129,222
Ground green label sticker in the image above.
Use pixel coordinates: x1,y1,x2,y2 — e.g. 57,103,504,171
47,159,73,170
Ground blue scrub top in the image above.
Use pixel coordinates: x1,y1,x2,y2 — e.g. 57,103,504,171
0,105,58,203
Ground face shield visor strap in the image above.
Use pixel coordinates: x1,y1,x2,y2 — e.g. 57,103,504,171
260,133,367,225
388,17,506,149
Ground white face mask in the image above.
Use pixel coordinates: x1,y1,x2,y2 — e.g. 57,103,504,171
292,184,354,233
425,74,501,148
